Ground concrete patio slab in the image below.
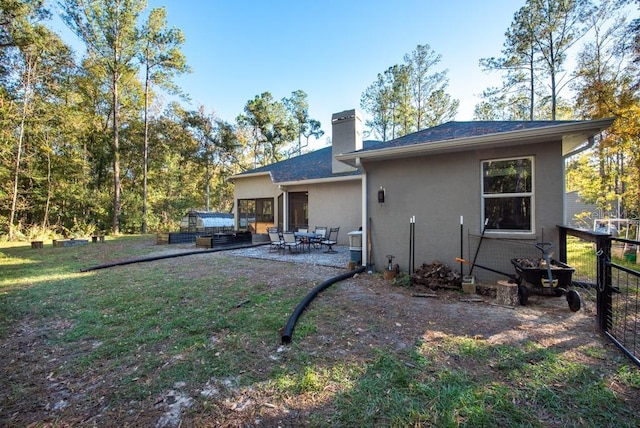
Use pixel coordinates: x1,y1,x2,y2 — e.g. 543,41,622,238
227,243,353,269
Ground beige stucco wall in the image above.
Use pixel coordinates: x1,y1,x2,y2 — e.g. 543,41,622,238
231,174,281,233
232,174,280,200
232,174,362,245
282,179,361,246
309,179,362,245
364,140,564,282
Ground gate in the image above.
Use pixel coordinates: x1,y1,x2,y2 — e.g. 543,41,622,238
559,227,640,366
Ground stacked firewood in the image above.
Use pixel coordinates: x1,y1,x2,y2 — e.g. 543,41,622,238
513,258,544,268
514,258,562,269
411,261,462,290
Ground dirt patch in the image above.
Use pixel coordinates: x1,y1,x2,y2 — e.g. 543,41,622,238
295,273,604,361
0,241,634,427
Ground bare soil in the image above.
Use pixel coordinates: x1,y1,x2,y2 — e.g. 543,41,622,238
0,241,635,427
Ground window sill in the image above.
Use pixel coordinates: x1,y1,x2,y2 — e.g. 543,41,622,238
485,231,537,240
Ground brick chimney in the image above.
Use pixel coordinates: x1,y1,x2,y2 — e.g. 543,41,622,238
331,109,363,174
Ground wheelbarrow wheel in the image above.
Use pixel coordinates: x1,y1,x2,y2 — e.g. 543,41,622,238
518,284,529,306
566,289,581,312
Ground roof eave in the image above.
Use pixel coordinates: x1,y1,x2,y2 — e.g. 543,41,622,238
226,171,273,183
336,118,615,166
276,174,361,187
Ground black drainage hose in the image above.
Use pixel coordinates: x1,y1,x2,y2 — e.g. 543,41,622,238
80,243,263,272
281,265,365,345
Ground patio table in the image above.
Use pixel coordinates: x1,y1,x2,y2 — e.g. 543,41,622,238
294,232,322,252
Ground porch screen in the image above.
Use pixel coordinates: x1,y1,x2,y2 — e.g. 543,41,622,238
482,157,533,232
238,198,274,232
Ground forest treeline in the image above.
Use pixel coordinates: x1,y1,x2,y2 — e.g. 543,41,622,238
1,0,639,240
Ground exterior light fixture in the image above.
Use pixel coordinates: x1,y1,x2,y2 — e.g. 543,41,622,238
378,186,385,203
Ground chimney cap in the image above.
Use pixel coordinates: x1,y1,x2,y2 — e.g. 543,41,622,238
332,109,357,123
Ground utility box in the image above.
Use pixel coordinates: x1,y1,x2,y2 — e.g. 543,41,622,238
348,231,363,265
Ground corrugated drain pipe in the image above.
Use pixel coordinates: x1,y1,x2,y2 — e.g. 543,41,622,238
281,265,366,345
79,243,262,272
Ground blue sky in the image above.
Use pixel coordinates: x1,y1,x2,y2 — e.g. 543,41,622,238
52,0,526,147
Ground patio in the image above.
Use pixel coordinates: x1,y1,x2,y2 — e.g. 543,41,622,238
227,243,352,269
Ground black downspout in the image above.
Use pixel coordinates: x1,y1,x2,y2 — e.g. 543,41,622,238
281,266,365,345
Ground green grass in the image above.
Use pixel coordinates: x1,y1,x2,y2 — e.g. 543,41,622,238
567,235,640,278
1,235,639,426
323,337,636,427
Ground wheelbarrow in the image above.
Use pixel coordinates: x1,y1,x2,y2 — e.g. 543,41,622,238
456,242,581,312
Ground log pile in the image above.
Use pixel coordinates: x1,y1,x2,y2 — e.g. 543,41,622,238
513,258,544,268
411,261,462,290
513,258,563,269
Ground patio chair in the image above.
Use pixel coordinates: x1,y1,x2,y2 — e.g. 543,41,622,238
282,231,301,253
312,226,327,249
268,231,284,252
322,227,340,253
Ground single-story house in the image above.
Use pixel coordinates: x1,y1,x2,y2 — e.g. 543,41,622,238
565,190,623,229
229,109,614,281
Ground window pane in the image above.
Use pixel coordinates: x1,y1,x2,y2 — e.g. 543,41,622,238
256,199,273,222
483,158,532,194
485,197,531,231
238,199,255,228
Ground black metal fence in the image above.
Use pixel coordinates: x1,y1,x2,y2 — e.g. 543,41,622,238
157,227,238,245
558,226,640,366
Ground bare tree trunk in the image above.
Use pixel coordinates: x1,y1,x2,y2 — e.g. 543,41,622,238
529,45,535,121
42,136,52,230
549,35,557,120
112,72,121,235
205,162,211,212
9,59,34,240
142,65,149,233
9,113,26,240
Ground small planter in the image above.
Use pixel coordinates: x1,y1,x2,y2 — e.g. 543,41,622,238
53,238,88,247
383,270,397,280
196,236,213,248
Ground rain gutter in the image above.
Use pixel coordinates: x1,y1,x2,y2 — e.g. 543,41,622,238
356,157,368,268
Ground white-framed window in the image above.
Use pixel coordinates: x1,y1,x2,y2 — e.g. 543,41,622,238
481,156,534,233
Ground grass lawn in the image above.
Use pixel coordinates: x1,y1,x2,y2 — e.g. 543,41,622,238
1,235,639,427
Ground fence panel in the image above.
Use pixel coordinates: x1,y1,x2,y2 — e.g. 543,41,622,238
562,233,599,317
559,227,640,366
606,237,640,365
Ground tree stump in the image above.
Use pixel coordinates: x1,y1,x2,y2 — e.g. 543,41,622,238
496,280,519,306
31,241,43,249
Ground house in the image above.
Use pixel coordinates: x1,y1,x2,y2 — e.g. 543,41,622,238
229,109,614,281
228,110,369,241
565,190,624,230
564,190,599,229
